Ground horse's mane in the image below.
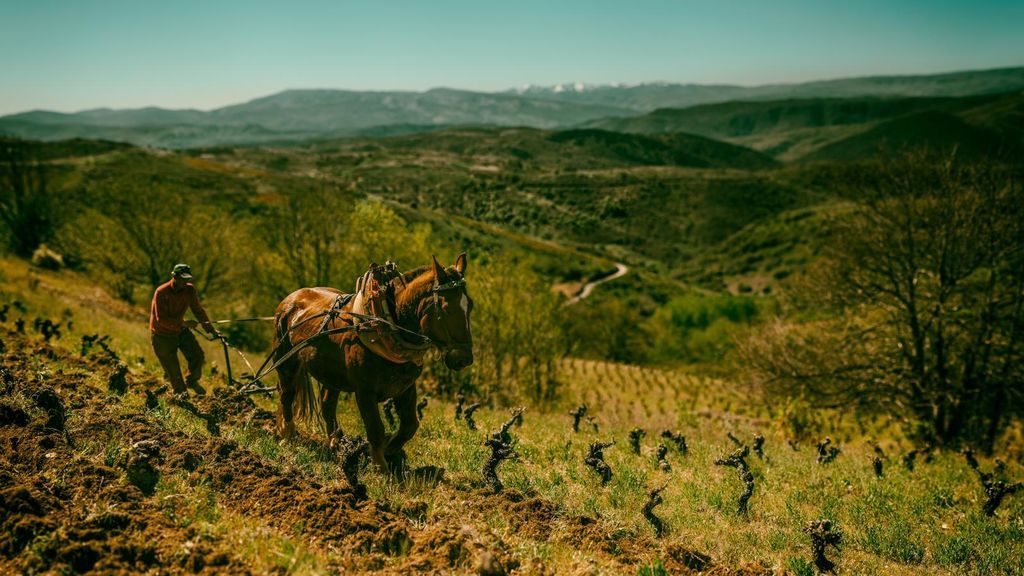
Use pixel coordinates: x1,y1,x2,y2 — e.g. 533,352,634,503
398,265,431,283
392,262,462,323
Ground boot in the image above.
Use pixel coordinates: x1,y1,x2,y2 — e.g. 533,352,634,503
186,380,207,396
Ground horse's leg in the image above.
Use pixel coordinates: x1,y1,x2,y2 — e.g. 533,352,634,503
355,389,388,469
386,385,420,458
322,385,341,445
276,361,301,438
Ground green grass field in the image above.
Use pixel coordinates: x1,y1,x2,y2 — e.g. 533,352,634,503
3,256,1021,575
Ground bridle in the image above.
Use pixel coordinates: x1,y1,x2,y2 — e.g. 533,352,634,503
428,276,467,320
415,273,471,352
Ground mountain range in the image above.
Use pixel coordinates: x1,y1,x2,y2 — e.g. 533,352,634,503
1,66,1022,151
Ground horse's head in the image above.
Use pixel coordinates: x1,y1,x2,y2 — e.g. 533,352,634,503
420,253,474,370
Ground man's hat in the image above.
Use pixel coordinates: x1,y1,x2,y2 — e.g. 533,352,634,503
172,263,193,280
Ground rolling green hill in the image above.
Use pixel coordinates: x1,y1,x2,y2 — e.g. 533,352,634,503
586,96,981,137
588,92,1024,162
800,110,1016,163
299,126,777,171
220,127,809,282
958,91,1024,143
546,129,777,169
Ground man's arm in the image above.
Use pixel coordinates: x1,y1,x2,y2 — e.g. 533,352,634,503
188,288,218,335
152,291,165,325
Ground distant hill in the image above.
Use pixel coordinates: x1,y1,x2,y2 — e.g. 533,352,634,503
957,91,1024,143
544,129,776,169
364,126,776,170
260,127,805,272
586,96,990,137
208,88,633,132
587,92,1024,161
512,66,1024,111
2,66,1022,149
0,89,634,149
800,110,1015,163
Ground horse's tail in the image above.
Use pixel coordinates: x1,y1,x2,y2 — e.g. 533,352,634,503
274,304,324,432
293,370,324,431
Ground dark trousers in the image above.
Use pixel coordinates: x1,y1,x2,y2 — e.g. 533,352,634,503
151,329,205,393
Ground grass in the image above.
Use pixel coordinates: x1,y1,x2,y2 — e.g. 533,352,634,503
7,256,1024,575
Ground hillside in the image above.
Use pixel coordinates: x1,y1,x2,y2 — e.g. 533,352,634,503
586,96,983,137
216,127,805,277
588,92,1024,161
546,129,777,170
1,251,1022,575
801,111,1015,163
958,91,1024,143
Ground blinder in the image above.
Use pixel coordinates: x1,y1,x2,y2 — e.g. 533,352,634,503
430,276,467,321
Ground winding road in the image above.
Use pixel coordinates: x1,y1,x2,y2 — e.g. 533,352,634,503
566,263,629,305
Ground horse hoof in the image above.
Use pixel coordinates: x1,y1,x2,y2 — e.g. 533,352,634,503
385,450,408,477
278,421,296,439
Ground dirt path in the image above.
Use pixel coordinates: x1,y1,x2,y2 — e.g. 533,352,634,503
566,263,629,305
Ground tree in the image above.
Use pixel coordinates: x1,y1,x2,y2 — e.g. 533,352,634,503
0,140,56,256
741,153,1024,452
258,192,431,300
270,181,354,289
453,255,566,404
56,181,243,303
343,200,431,280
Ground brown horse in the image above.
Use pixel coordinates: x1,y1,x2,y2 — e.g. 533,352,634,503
272,253,473,469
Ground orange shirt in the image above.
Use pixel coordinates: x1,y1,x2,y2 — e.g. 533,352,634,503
149,280,213,336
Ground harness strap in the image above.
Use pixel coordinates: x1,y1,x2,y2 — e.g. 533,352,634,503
352,286,430,365
245,323,368,387
430,276,467,320
248,261,467,389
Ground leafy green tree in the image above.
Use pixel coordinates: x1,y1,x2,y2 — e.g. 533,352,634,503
343,200,431,281
644,293,761,364
432,255,566,404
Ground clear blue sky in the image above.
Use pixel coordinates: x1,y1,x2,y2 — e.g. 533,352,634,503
2,0,1022,114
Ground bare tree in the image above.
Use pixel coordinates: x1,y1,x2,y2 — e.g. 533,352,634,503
271,181,354,288
57,182,242,302
741,152,1024,452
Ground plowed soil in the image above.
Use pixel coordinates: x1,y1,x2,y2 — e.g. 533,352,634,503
0,330,766,575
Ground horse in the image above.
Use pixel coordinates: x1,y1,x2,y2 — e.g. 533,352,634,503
272,253,473,470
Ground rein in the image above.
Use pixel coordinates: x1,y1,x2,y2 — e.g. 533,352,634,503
233,261,467,393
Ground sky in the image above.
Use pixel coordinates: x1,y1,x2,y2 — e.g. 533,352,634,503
1,0,1022,115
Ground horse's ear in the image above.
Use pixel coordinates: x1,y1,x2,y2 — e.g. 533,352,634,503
454,252,468,276
431,255,446,280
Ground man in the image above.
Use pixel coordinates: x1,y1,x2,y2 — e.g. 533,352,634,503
149,263,220,396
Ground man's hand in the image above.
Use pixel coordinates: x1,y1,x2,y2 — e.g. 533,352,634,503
184,320,199,329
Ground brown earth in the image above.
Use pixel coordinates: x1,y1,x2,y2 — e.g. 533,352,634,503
0,328,768,575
